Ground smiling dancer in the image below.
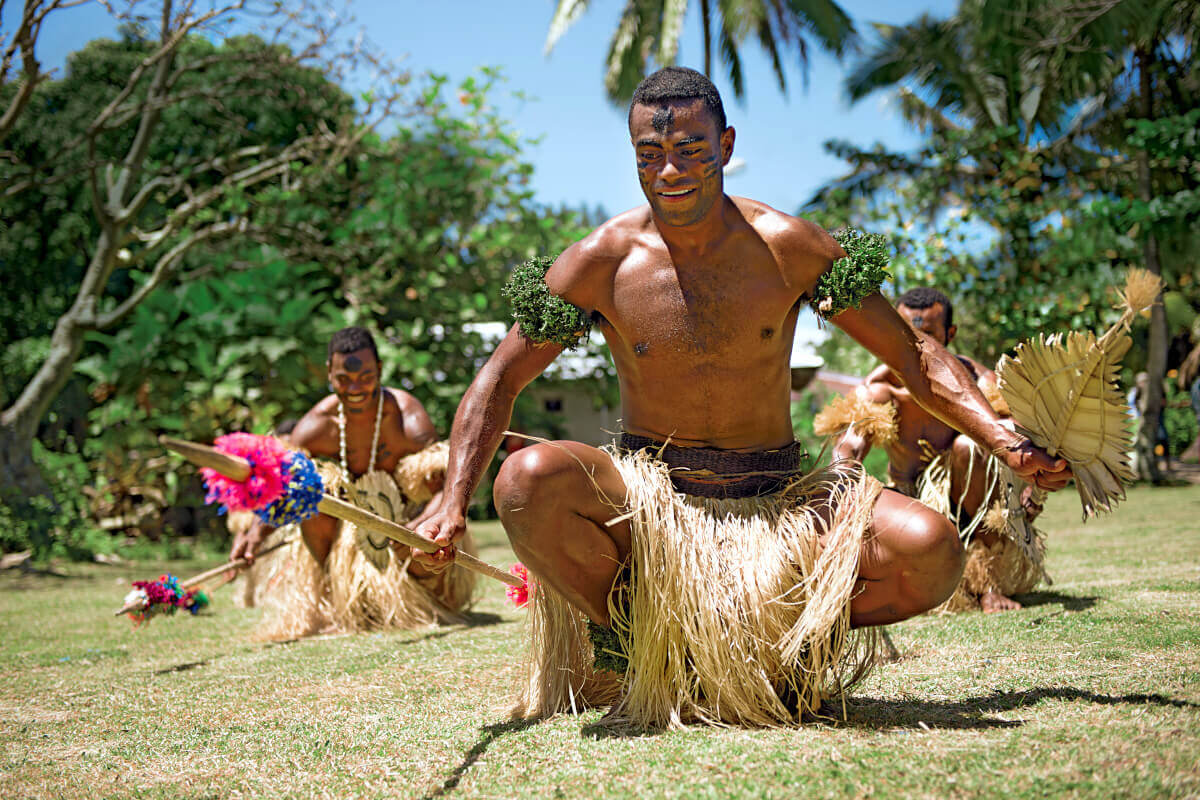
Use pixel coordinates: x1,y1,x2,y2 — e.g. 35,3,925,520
229,326,476,639
409,68,1070,728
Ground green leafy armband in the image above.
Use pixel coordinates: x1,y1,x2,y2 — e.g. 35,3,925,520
811,229,890,318
501,256,592,349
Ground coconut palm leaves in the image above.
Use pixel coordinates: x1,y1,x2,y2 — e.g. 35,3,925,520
544,0,857,104
996,269,1163,519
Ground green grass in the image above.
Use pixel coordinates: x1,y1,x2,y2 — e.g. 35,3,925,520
2,485,1199,799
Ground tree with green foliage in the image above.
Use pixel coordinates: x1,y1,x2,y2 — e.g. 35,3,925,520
0,0,399,517
544,0,858,103
809,0,1198,485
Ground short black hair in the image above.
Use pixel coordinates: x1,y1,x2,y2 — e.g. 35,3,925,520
896,287,953,328
629,67,726,132
327,326,379,363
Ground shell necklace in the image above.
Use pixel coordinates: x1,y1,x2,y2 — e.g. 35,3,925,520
337,389,384,479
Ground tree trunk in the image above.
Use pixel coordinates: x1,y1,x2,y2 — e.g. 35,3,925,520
1135,45,1167,483
0,287,91,503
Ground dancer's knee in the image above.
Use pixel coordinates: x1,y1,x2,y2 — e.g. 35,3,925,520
494,445,576,534
906,508,965,605
950,433,982,472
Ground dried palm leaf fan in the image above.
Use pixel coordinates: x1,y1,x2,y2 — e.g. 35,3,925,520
996,269,1162,519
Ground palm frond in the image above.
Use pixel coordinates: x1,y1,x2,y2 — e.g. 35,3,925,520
544,0,592,56
604,0,652,103
657,0,689,66
718,10,746,99
757,16,788,93
784,0,858,56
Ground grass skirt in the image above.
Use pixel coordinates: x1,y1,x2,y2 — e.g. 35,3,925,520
512,448,882,729
918,446,1048,611
237,451,476,640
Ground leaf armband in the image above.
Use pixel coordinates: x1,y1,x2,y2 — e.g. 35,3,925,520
811,229,890,318
502,256,592,349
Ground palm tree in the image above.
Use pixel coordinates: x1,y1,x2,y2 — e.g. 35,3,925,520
544,0,858,104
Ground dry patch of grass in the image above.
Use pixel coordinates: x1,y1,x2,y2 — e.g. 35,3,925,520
2,485,1199,799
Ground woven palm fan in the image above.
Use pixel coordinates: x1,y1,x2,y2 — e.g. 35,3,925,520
996,269,1162,519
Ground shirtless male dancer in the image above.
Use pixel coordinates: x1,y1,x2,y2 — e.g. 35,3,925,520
230,326,473,637
833,288,1043,612
407,68,1069,725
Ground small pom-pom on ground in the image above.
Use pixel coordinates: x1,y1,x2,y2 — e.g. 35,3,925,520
123,574,210,626
506,563,530,608
201,433,290,513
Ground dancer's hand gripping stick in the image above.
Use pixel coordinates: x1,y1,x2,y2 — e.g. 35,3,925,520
159,435,524,589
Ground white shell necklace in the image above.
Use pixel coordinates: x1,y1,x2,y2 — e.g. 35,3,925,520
337,389,384,478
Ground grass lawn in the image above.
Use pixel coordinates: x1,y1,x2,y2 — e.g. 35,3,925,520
2,484,1198,799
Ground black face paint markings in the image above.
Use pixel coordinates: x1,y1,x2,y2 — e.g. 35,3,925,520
343,354,364,372
651,106,674,134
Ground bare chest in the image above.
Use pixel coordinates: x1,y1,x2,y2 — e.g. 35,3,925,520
605,255,797,362
312,412,412,477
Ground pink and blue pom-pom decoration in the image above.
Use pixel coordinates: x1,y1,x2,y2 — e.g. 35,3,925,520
198,433,324,527
122,574,210,625
200,433,289,512
255,451,323,527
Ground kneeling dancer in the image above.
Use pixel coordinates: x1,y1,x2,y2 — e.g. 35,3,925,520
411,68,1069,729
230,326,476,639
822,288,1048,613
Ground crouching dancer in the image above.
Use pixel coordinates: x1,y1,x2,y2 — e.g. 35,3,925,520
825,288,1049,613
410,68,1069,729
229,326,476,639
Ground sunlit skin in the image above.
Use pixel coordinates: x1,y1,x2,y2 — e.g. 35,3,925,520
229,347,442,577
410,97,1070,629
835,301,1039,612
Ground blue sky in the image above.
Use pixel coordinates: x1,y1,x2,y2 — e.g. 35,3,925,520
28,0,958,218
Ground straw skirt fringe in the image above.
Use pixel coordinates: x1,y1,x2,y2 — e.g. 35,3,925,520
238,454,476,640
918,448,1047,612
512,448,882,729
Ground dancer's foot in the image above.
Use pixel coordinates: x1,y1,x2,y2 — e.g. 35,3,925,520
981,591,1022,613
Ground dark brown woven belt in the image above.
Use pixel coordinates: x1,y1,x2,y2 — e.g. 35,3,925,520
618,433,807,499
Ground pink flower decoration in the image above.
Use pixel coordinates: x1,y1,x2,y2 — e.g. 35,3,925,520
505,562,530,608
200,433,290,512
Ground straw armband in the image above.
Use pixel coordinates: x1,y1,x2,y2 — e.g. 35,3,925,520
502,255,592,349
811,229,890,318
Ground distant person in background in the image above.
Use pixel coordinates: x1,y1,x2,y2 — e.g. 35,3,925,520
827,288,1048,613
1177,330,1200,465
229,326,476,639
1128,371,1172,475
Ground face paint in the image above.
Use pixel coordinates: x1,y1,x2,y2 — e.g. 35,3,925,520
344,354,364,372
652,106,674,134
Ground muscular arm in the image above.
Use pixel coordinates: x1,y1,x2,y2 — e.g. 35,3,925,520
832,293,1069,489
441,328,564,514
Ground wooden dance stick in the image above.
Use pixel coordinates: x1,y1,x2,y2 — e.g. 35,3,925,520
159,436,523,589
112,536,293,617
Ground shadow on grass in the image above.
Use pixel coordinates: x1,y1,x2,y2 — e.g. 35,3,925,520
154,659,209,675
460,611,504,627
839,686,1198,731
421,718,541,798
1016,590,1099,612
